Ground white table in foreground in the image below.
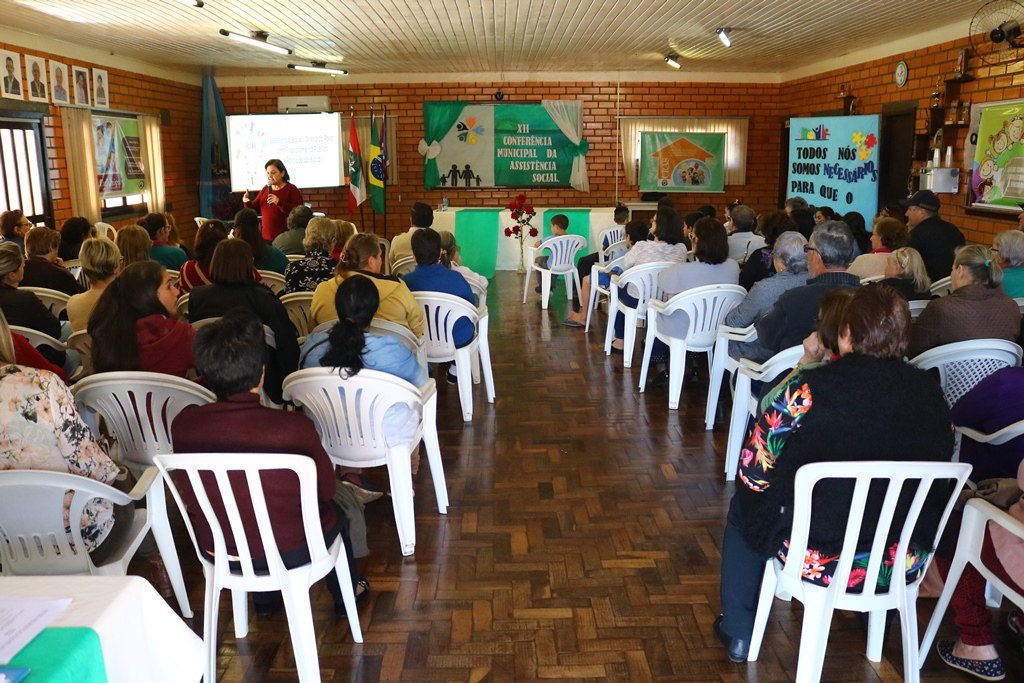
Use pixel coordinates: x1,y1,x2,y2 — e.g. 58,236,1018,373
0,575,203,683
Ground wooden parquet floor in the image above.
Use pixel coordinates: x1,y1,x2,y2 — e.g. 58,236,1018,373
165,271,1024,682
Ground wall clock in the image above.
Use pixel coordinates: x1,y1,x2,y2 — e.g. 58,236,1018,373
895,60,909,88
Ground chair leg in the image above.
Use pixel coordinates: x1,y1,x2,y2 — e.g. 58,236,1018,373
478,336,496,404
584,283,598,333
386,447,417,556
521,262,533,304
540,272,552,310
638,324,654,392
898,591,922,683
232,589,249,638
148,482,193,618
667,344,686,411
454,349,474,421
203,574,220,683
278,572,322,683
748,560,778,661
623,310,637,368
421,394,449,512
706,343,727,430
724,374,751,481
604,293,618,355
794,589,834,683
866,609,886,661
919,554,969,666
332,555,363,642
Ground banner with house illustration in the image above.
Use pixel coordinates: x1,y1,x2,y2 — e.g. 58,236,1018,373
638,132,726,192
93,114,146,199
787,115,879,221
969,101,1024,209
423,102,578,189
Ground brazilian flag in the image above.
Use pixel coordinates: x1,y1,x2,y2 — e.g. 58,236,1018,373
369,112,386,215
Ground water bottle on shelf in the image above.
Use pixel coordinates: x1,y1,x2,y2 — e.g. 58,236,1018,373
441,196,449,211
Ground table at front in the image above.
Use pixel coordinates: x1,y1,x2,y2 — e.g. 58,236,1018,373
0,576,203,683
430,206,616,277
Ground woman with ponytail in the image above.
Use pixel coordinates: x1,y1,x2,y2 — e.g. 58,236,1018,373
88,260,195,377
310,233,425,335
908,244,1021,356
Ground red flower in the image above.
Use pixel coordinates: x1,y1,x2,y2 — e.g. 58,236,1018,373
524,205,534,214
529,227,538,237
506,202,516,211
504,227,513,237
516,193,526,202
512,225,520,235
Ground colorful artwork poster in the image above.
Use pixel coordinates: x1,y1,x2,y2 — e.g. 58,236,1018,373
426,102,574,188
93,115,146,199
970,101,1024,209
787,115,880,222
638,132,725,192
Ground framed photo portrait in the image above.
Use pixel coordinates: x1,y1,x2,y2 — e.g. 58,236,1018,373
72,65,90,106
26,56,48,102
1,50,23,100
92,68,108,108
49,60,69,104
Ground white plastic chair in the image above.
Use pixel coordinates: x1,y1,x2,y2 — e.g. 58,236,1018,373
597,226,626,265
522,234,587,310
859,275,884,284
257,269,287,295
0,467,158,577
375,237,391,275
66,330,93,378
910,339,1023,407
280,292,315,344
584,254,625,333
286,253,304,262
907,298,930,319
413,292,495,422
73,371,217,617
638,284,746,411
175,292,190,318
747,461,972,683
1015,296,1024,313
10,325,83,382
919,497,1024,667
165,269,179,289
929,276,952,297
705,323,756,430
154,452,363,683
723,345,804,481
21,286,71,318
95,221,117,241
391,256,417,277
956,417,1024,446
193,217,208,230
367,317,427,367
282,368,447,557
603,261,675,368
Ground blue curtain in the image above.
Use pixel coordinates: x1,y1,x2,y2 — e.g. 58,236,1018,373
199,73,231,219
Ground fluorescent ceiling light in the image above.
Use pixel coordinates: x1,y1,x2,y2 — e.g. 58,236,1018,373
219,29,292,55
289,62,349,76
717,28,732,47
177,0,204,6
665,54,681,69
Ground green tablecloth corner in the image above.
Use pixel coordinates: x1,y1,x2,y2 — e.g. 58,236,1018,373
454,209,500,278
9,627,107,683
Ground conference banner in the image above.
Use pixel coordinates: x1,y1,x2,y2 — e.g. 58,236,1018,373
93,114,146,199
638,132,726,192
422,102,582,189
787,115,879,221
969,101,1024,209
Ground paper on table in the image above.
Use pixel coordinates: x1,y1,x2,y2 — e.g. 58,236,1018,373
0,597,72,665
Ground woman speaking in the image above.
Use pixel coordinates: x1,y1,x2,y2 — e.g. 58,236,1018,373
242,158,303,242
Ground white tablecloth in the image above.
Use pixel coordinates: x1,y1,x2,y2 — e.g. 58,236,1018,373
0,576,203,683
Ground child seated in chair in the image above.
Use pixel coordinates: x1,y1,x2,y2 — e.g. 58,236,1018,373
534,213,569,293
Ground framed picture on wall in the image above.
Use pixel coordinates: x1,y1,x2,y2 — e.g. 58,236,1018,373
72,65,90,106
25,56,48,103
92,68,108,108
50,61,69,104
1,50,23,100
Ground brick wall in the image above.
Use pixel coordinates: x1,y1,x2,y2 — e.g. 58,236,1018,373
0,40,201,233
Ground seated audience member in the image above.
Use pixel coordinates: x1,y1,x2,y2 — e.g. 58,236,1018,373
993,229,1024,298
609,206,689,351
67,237,120,333
232,208,289,274
162,213,191,259
813,206,835,225
726,204,765,264
0,209,32,253
696,204,716,219
402,228,475,383
574,204,629,293
951,364,1024,482
908,245,1021,357
57,216,96,262
389,202,433,271
532,213,570,292
564,220,649,328
439,231,488,294
715,284,954,663
0,308,125,559
179,219,227,294
879,247,932,301
329,220,357,262
722,199,743,232
738,211,799,291
753,221,860,362
189,239,298,404
847,217,909,281
841,211,871,257
89,260,194,377
171,309,370,615
116,225,153,269
903,190,965,282
311,233,424,335
139,213,188,271
727,231,808,361
21,227,84,295
273,204,314,256
783,196,808,216
0,241,72,371
284,216,339,293
790,206,816,240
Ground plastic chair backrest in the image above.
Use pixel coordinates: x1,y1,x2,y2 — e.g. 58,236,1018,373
859,275,884,284
907,298,929,319
603,239,628,263
286,253,304,262
597,227,625,264
175,292,190,318
930,276,952,297
537,234,587,274
612,261,674,317
1015,297,1024,313
376,237,391,275
10,325,65,353
193,217,208,230
165,270,179,288
95,222,116,240
73,371,216,466
391,256,417,277
655,284,746,350
956,417,1024,446
66,330,93,376
367,317,422,352
21,287,71,318
256,270,287,295
411,292,480,363
0,469,133,575
280,292,315,339
910,339,1023,406
282,368,424,468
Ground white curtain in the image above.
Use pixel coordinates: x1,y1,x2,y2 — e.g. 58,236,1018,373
542,100,589,192
138,115,165,214
59,107,101,223
619,117,749,186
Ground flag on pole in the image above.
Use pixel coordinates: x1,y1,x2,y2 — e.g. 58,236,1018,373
369,110,386,215
347,114,366,212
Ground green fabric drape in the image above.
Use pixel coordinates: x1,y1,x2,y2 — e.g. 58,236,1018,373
422,101,467,189
541,209,592,267
11,627,107,682
454,209,499,278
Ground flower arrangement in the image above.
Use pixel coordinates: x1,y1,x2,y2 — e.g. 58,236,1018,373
504,193,537,272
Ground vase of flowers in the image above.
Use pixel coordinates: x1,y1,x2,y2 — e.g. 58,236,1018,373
504,193,538,273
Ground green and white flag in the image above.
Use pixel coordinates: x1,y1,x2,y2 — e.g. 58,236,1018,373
347,114,365,212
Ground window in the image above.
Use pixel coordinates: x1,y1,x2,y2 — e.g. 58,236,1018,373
0,115,52,226
619,117,749,186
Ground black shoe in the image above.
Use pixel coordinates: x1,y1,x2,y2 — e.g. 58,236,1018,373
534,286,541,294
713,615,749,663
648,369,669,387
253,592,283,617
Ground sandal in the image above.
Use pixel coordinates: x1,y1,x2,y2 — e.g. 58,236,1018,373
937,640,1005,681
355,577,371,604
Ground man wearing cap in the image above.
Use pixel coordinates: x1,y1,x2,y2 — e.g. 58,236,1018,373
903,190,965,282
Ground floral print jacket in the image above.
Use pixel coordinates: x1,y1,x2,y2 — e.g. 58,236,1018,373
0,364,119,551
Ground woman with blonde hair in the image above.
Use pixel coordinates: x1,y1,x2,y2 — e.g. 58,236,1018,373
67,237,120,332
116,225,152,268
310,233,425,335
879,247,931,301
908,245,1021,356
